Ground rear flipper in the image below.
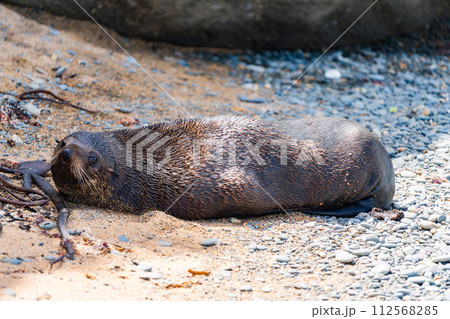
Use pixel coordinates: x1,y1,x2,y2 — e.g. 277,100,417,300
304,199,375,218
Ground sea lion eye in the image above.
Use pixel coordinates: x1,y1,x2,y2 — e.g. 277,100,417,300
89,155,98,165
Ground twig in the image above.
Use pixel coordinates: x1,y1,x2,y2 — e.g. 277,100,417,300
0,173,50,206
0,89,99,114
18,90,99,114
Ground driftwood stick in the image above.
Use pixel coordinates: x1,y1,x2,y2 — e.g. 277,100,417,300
31,174,75,266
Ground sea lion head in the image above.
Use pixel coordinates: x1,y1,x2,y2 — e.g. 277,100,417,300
51,132,116,197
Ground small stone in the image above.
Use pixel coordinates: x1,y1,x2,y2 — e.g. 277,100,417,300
335,251,355,264
8,258,22,265
276,255,290,263
400,171,416,178
399,268,421,278
49,29,60,36
44,255,56,261
8,135,23,146
240,285,253,292
352,249,371,256
392,158,405,169
294,283,311,290
156,240,173,247
39,221,56,230
431,255,450,263
400,218,413,225
55,66,67,77
429,214,446,223
200,238,217,247
147,272,162,279
237,94,265,104
403,212,417,219
136,262,152,272
261,286,272,293
417,220,435,230
407,276,433,285
363,234,380,243
118,107,133,114
4,288,16,297
68,229,82,235
22,102,41,116
139,272,163,280
303,221,316,228
118,235,129,242
325,69,342,79
370,262,390,276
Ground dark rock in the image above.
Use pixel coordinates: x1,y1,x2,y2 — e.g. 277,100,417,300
3,0,448,50
237,94,265,104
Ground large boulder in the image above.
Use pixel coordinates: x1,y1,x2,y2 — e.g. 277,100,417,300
2,0,448,49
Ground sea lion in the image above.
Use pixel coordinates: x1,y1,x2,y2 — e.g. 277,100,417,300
50,116,395,219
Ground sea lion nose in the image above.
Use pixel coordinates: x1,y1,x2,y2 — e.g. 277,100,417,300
61,148,73,163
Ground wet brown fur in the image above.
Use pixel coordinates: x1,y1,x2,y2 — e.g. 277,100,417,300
51,116,395,219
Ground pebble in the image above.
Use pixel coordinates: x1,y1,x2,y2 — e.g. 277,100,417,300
261,286,272,293
240,285,253,292
363,234,380,243
431,255,450,263
294,283,311,290
303,221,316,228
325,69,342,79
9,135,23,146
22,102,41,116
39,221,56,230
139,272,162,280
276,255,290,263
4,288,16,297
237,94,265,104
370,262,390,276
44,255,56,261
403,212,417,219
400,268,421,278
417,220,436,230
392,158,405,169
335,251,355,264
136,263,152,272
200,238,217,247
49,29,60,36
8,258,22,265
352,249,371,256
55,66,67,77
407,276,433,285
156,240,173,247
429,214,446,223
400,171,416,178
118,107,133,114
118,235,130,242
